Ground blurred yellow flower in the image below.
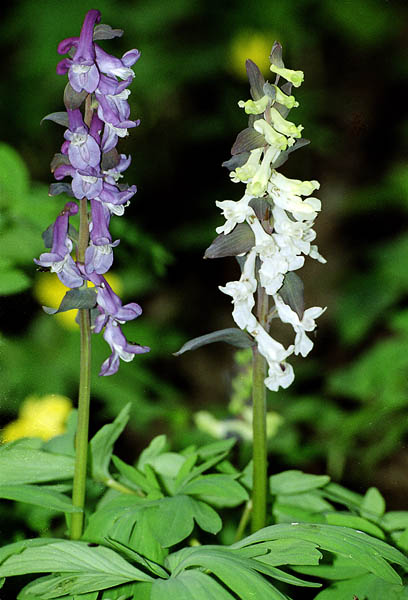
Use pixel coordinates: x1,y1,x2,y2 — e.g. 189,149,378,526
33,271,122,329
2,394,73,442
229,30,274,80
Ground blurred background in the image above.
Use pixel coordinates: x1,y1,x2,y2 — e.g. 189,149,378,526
1,0,408,517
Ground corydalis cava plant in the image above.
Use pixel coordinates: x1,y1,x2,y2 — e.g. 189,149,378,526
35,9,149,376
209,42,326,391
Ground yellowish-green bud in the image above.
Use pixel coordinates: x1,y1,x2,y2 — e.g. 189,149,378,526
271,84,299,109
253,119,287,150
270,64,304,88
269,107,303,138
234,147,263,182
238,94,270,115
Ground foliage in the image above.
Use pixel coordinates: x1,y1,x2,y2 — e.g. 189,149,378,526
0,410,408,599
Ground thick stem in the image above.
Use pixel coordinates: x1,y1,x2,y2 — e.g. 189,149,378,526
251,284,269,533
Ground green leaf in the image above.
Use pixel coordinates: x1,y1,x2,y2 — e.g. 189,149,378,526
137,435,168,471
89,404,131,482
43,288,97,314
41,111,69,127
321,482,363,511
174,328,255,356
232,523,408,584
196,438,236,459
381,511,408,532
181,474,248,507
253,539,322,566
0,541,154,583
0,484,80,513
361,487,386,520
105,538,168,579
111,455,156,495
0,268,30,295
168,548,290,600
146,496,197,547
270,470,330,495
189,498,222,535
313,572,406,600
204,223,255,259
151,570,235,600
325,512,385,539
145,452,186,478
0,446,74,484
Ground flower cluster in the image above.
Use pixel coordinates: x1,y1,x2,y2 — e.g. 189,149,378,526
215,43,326,391
35,9,149,375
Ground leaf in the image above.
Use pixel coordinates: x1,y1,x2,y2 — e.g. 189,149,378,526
321,482,363,512
168,548,290,600
0,484,80,513
174,328,255,356
361,487,386,520
0,540,154,583
381,511,408,532
145,452,186,478
204,222,255,259
325,513,385,539
189,498,222,535
89,404,131,483
233,523,408,585
270,470,330,495
181,474,248,507
221,152,250,171
41,111,69,127
0,446,74,485
146,496,196,547
137,435,168,471
63,83,88,110
151,570,235,600
196,438,236,459
105,538,168,579
313,573,406,600
231,127,266,155
49,182,74,197
111,455,156,495
278,273,305,320
270,138,310,169
270,41,284,68
245,59,266,101
253,539,322,566
43,288,97,315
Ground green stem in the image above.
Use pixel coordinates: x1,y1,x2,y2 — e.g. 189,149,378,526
234,500,252,542
70,304,92,539
251,285,269,533
70,97,94,540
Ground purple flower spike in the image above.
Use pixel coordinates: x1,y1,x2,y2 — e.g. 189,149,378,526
34,202,83,288
57,10,101,93
99,321,149,376
65,109,101,169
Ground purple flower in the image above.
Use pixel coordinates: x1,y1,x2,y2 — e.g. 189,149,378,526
34,202,83,288
64,109,101,169
85,200,119,274
57,9,101,93
99,320,149,376
95,45,140,80
95,181,137,215
54,164,103,200
102,153,132,184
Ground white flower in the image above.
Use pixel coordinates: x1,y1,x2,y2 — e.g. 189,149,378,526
309,244,327,263
253,119,287,151
247,145,280,197
269,64,304,88
269,107,303,139
215,194,255,234
233,148,263,183
247,321,295,391
238,95,270,115
273,294,326,357
219,249,257,330
270,171,320,197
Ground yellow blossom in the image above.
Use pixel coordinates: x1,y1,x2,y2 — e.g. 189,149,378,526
229,31,273,80
2,394,73,442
